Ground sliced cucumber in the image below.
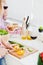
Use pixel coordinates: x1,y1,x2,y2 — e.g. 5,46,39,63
18,43,24,47
27,48,33,52
9,41,17,44
9,41,24,47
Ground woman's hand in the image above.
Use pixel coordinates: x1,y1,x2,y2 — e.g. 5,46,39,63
1,39,13,50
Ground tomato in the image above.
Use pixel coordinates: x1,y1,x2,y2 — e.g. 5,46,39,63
40,52,43,58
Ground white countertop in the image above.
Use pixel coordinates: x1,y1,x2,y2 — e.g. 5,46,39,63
4,19,43,65
5,38,43,65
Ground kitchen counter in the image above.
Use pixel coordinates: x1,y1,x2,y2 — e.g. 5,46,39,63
5,38,43,65
4,19,43,65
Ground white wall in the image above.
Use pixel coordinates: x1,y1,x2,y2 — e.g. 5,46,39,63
32,0,43,26
7,0,43,26
7,0,32,20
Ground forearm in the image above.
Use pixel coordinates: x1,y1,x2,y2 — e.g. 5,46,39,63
1,40,12,49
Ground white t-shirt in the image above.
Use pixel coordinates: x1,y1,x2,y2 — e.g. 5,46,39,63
0,17,6,29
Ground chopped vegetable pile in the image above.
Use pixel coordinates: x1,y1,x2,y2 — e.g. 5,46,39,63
0,29,8,35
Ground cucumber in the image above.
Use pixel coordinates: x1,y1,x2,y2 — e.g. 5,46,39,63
27,48,33,52
9,41,24,47
18,43,24,47
9,41,17,44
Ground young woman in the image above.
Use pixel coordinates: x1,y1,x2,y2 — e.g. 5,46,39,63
0,1,14,65
0,0,8,29
0,0,13,57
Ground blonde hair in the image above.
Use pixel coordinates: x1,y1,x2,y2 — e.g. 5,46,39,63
0,0,2,12
0,0,6,14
